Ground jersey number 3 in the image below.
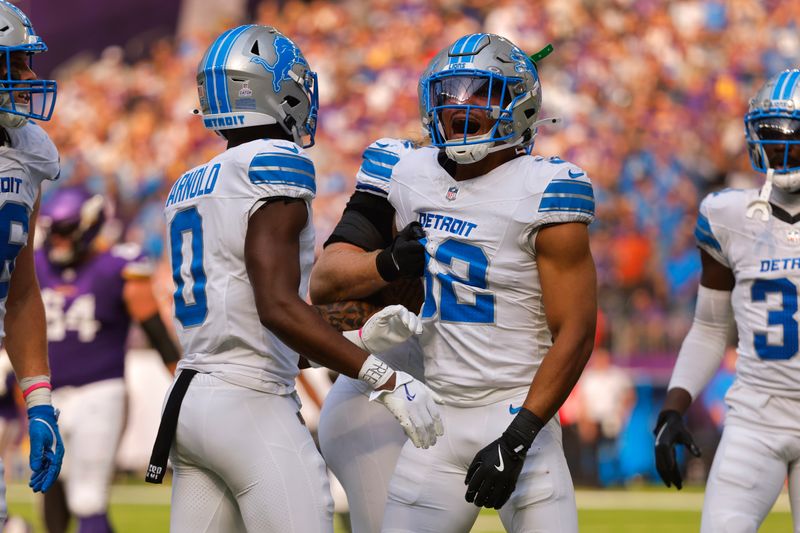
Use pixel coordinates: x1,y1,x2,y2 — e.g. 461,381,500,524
169,207,208,328
751,277,798,360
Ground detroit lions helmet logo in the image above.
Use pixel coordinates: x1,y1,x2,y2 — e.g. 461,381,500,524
509,48,537,76
250,35,308,93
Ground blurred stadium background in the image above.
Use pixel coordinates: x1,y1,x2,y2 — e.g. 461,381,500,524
2,0,798,530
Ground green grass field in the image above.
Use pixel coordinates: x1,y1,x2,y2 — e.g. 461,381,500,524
6,484,793,532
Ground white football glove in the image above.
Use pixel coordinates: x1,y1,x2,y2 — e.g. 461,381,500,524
358,355,443,448
343,305,422,354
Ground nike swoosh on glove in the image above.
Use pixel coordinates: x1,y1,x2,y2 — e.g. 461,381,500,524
654,410,701,490
369,371,444,448
346,304,423,354
465,408,544,509
27,405,65,493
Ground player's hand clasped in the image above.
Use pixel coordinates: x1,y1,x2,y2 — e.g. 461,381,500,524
359,354,443,448
654,410,701,490
465,407,544,509
376,221,426,281
349,304,423,353
27,405,65,493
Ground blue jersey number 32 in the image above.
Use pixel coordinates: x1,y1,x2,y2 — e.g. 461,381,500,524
422,238,495,323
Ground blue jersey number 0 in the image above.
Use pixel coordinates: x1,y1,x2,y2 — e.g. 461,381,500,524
169,207,208,327
751,277,798,360
422,238,494,323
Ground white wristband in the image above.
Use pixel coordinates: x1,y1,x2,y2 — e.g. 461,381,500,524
357,354,394,390
19,375,52,409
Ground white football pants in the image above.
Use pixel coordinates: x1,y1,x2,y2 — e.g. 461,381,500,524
53,378,126,517
382,393,577,533
701,381,800,532
169,372,333,533
319,375,407,533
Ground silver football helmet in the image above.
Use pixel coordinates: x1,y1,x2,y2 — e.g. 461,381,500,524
418,33,551,164
745,69,800,192
0,0,56,128
195,25,318,147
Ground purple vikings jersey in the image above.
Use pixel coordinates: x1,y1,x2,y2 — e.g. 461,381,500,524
36,244,152,389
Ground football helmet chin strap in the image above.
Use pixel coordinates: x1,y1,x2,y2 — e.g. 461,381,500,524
746,168,774,221
444,117,561,164
747,142,800,221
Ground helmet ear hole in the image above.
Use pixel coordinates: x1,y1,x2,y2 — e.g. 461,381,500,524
524,108,537,119
285,95,300,108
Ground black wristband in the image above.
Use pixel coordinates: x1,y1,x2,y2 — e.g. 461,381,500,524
502,408,545,457
375,248,401,282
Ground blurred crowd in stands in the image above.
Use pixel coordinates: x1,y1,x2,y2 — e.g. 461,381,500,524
31,0,798,487
42,0,800,361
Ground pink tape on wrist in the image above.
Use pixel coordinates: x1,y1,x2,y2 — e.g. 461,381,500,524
22,382,52,398
358,328,364,339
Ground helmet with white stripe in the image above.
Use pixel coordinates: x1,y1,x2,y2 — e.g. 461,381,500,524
745,69,800,192
195,25,318,147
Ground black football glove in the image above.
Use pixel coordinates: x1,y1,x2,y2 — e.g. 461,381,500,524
465,408,544,509
376,222,426,281
654,410,701,490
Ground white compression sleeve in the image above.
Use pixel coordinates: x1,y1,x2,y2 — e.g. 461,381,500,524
668,285,733,401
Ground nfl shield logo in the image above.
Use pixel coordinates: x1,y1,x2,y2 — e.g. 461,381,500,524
446,186,459,201
786,228,800,244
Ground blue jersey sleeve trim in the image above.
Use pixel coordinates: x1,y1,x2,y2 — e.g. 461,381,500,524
363,147,401,165
694,213,722,251
359,147,401,181
538,179,595,215
249,152,316,193
355,182,389,196
360,159,393,181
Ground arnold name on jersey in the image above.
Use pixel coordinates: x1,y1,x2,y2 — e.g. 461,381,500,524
165,163,221,208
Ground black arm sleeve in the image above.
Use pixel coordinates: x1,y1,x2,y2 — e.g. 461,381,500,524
323,191,395,251
140,313,181,365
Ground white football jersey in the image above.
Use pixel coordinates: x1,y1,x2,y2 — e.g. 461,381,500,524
388,148,594,406
164,138,316,395
696,189,800,398
0,122,60,340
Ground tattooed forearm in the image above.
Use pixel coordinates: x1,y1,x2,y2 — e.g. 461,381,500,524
314,300,380,332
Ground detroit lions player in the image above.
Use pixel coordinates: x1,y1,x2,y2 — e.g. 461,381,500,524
656,69,800,532
35,186,180,533
155,25,442,533
312,136,426,533
0,0,64,520
377,34,596,532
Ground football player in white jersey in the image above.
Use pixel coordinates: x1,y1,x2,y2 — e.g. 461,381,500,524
311,137,426,533
321,34,596,533
0,0,64,521
152,25,442,533
656,69,800,532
